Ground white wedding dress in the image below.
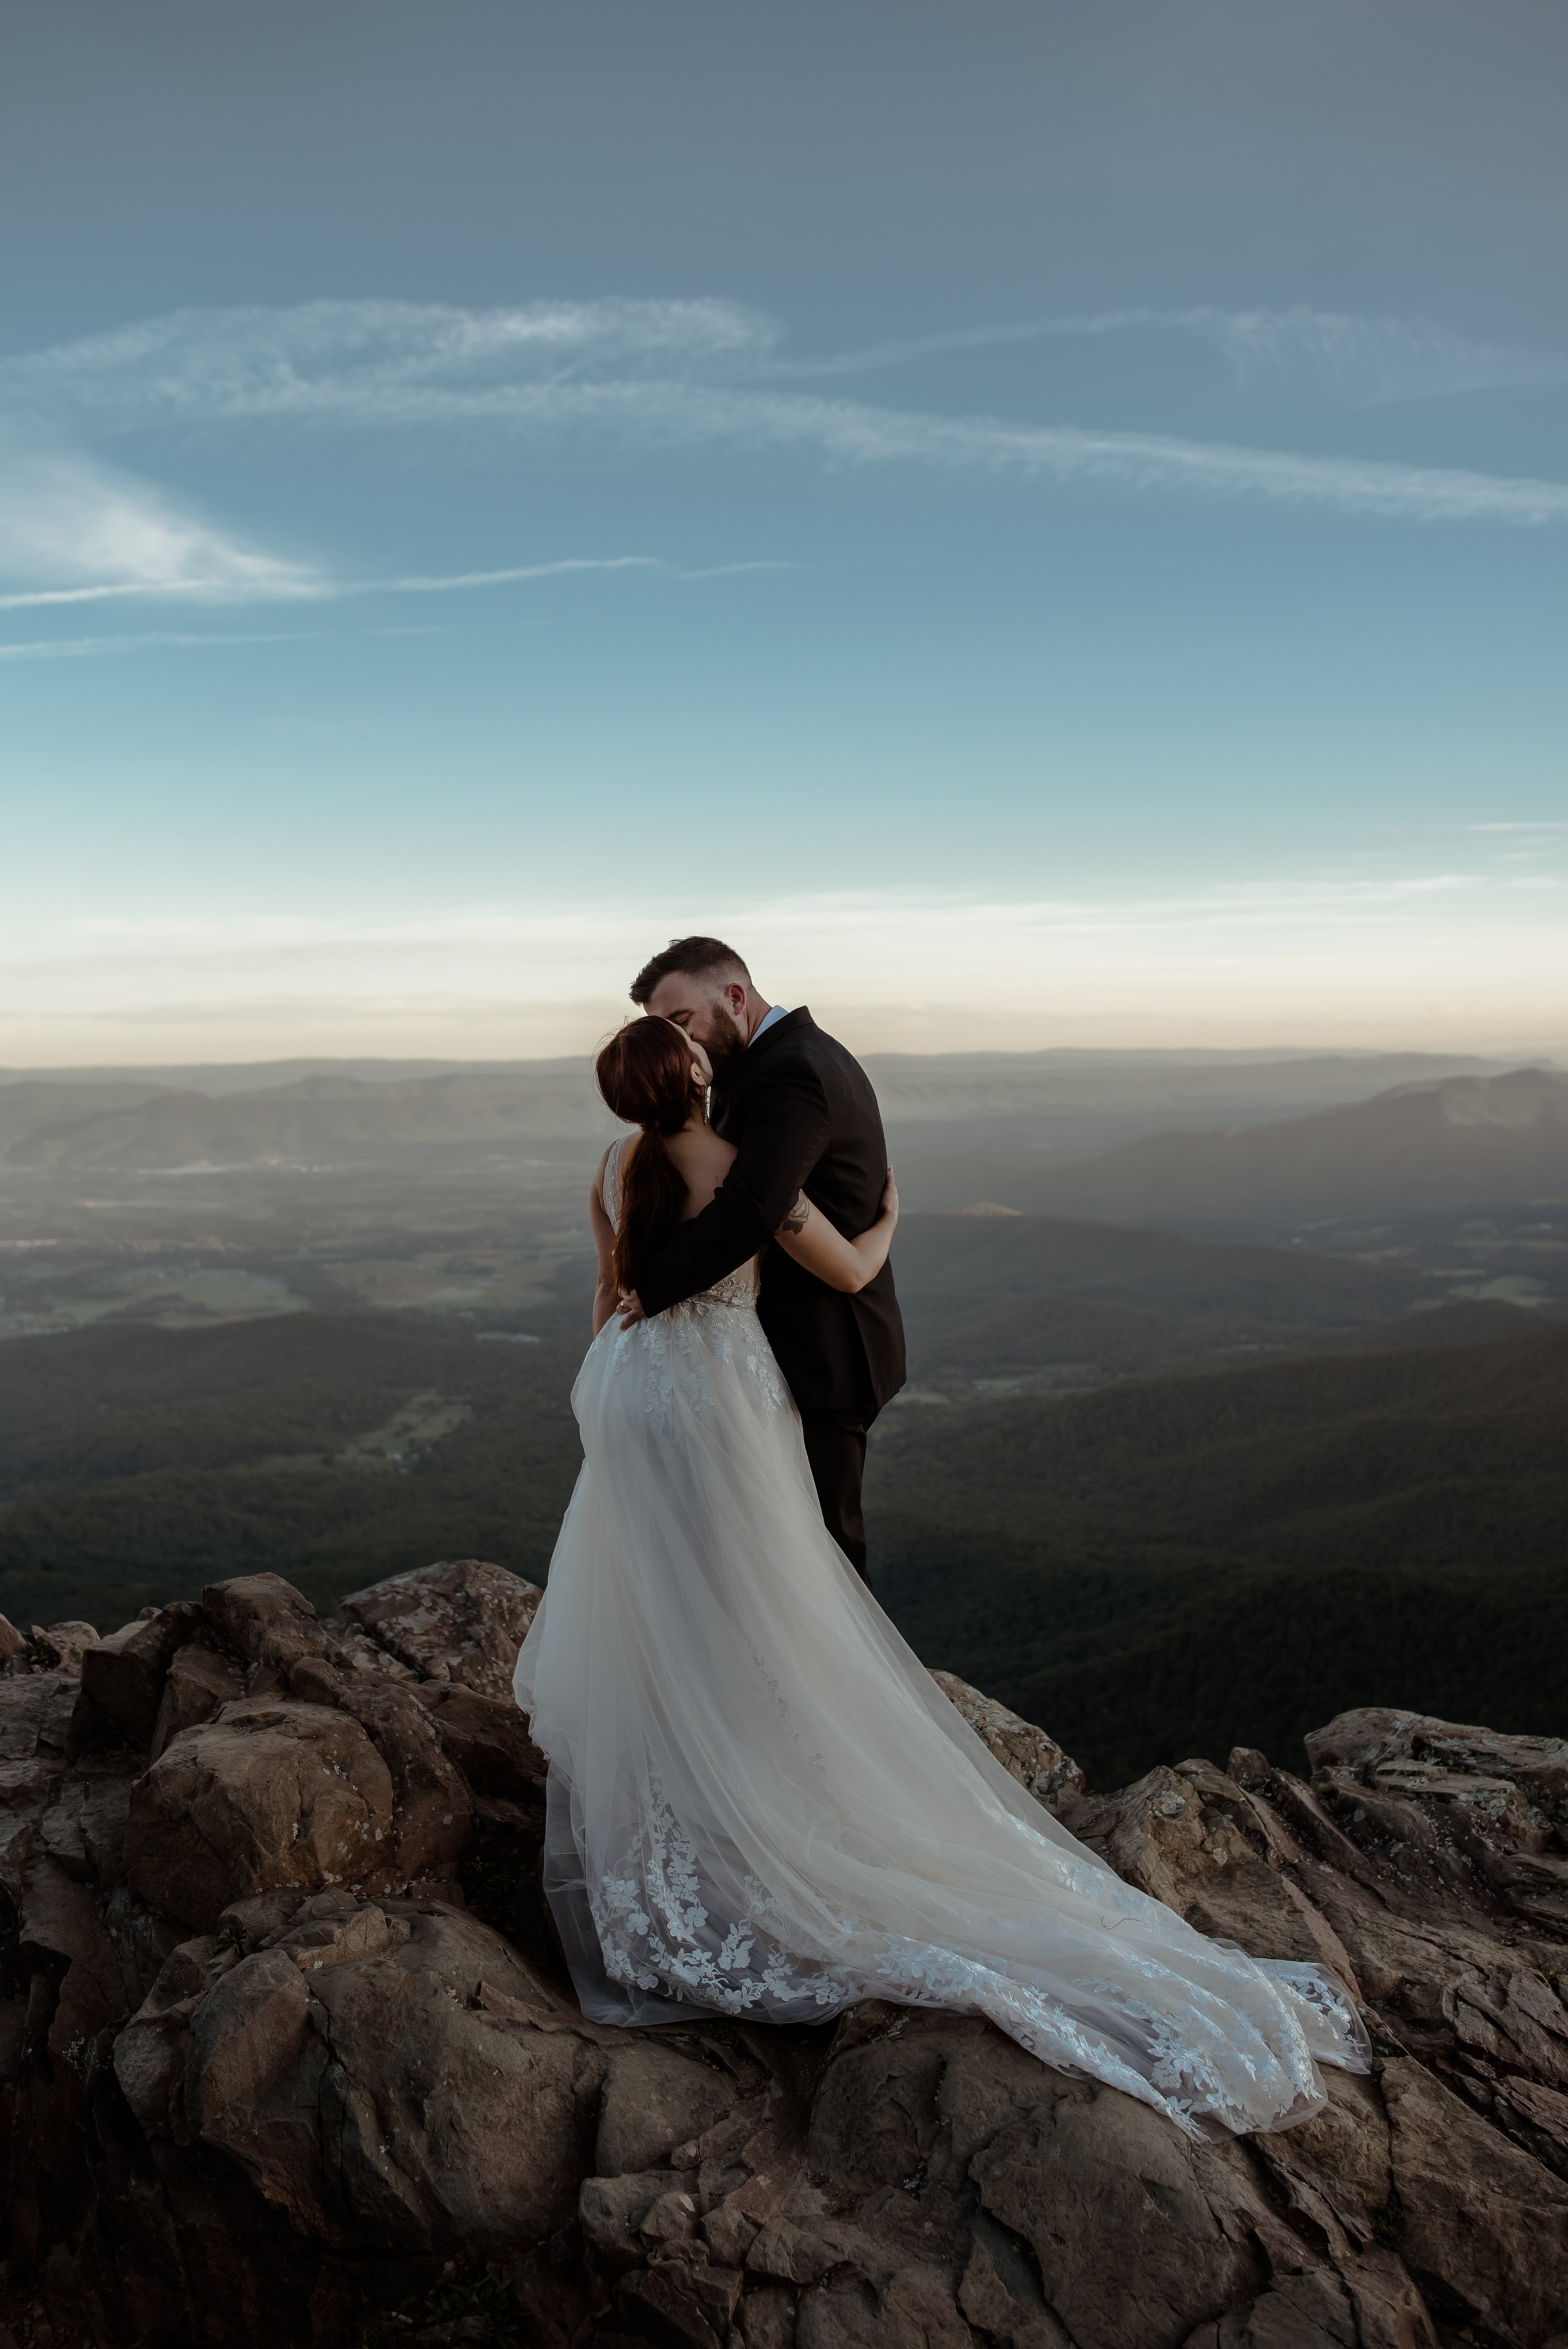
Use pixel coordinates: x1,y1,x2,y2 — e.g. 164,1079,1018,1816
512,1140,1369,2138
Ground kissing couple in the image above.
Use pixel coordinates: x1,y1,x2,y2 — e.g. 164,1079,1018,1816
513,936,1369,2138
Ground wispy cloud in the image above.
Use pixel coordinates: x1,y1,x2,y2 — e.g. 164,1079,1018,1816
0,437,319,607
34,873,1490,971
0,551,664,613
0,628,324,662
893,307,1568,408
12,297,1560,420
563,381,1568,525
761,305,1568,407
0,299,780,431
8,297,1564,526
0,556,784,650
3,297,1566,625
1173,307,1568,407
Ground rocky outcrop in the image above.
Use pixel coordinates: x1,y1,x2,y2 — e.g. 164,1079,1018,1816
327,1557,543,1698
2,1571,1567,2349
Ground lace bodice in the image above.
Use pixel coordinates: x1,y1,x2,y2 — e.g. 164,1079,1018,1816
602,1135,760,1310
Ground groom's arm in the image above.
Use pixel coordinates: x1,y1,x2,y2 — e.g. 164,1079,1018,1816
635,1061,832,1317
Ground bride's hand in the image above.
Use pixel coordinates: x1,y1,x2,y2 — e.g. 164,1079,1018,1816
880,1167,899,1226
617,1290,647,1329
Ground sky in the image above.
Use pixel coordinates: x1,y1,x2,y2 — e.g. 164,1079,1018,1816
2,0,1565,1064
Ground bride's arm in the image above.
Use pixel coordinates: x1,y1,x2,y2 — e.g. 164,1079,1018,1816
773,1170,898,1293
589,1149,619,1335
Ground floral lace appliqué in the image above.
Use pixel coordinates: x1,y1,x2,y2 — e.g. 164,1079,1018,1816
590,1779,852,2014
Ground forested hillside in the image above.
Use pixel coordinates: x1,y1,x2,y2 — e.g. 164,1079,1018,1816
871,1318,1568,1781
1,1299,1562,1784
0,1313,586,1628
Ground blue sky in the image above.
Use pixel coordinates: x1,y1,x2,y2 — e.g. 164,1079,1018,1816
2,0,1565,1062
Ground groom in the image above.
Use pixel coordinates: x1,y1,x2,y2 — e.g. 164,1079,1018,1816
623,935,906,1586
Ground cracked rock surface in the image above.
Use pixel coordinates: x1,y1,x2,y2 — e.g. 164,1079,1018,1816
2,1569,1567,2348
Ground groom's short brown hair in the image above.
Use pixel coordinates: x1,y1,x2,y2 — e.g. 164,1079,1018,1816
630,936,751,1006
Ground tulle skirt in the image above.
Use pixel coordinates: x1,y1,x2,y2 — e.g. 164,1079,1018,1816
513,1295,1369,2138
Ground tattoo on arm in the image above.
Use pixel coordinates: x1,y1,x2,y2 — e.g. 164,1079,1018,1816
778,1189,810,1236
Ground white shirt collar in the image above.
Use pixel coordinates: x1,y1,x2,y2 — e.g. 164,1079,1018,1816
749,1004,790,1046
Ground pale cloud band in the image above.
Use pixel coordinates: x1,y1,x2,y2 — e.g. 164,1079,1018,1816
768,305,1568,407
0,554,670,617
3,296,1568,625
3,874,1562,1063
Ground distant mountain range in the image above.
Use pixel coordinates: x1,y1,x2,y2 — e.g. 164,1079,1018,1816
864,1047,1501,1125
958,1067,1568,1228
3,1056,1563,1233
0,1047,1522,1187
0,1068,618,1169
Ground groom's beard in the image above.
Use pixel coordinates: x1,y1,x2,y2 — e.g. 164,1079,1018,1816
701,1019,748,1085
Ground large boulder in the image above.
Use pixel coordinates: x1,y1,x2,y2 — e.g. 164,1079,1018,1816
116,1892,607,2258
24,1620,102,1674
329,1558,543,1699
124,1699,398,1931
930,1668,1086,1813
329,1674,474,1886
150,1636,246,1759
78,1602,200,1747
0,1670,78,1900
1306,1707,1568,1824
1380,2054,1568,2345
18,1852,134,2061
201,1572,337,1688
1307,1705,1568,1928
408,1681,549,1805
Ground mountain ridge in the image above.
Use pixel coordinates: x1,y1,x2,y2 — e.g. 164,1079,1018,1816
975,1065,1568,1225
0,1050,1517,1175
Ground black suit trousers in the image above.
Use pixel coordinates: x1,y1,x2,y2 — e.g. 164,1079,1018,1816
800,1411,871,1586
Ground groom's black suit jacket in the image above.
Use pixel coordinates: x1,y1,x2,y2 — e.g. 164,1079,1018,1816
635,1009,906,1419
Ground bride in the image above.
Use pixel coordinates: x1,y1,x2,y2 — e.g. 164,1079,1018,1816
513,1016,1369,2139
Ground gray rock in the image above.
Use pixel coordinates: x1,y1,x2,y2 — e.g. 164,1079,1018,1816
127,1896,606,2256
929,1670,1086,1811
125,1697,396,1929
594,2041,738,2177
330,1559,543,1699
408,1681,549,1805
1382,2054,1568,2343
200,1572,336,1687
78,1603,200,1747
1306,1706,1568,1933
27,1621,101,1674
150,1638,247,1760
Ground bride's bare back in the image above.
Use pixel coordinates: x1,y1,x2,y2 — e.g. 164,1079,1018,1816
636,1121,737,1220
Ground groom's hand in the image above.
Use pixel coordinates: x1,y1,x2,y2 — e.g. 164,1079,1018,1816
617,1290,647,1329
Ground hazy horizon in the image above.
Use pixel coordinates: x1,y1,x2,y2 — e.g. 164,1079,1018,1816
2,1024,1564,1078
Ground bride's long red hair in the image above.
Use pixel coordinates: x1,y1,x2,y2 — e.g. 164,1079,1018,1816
595,1019,701,1292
